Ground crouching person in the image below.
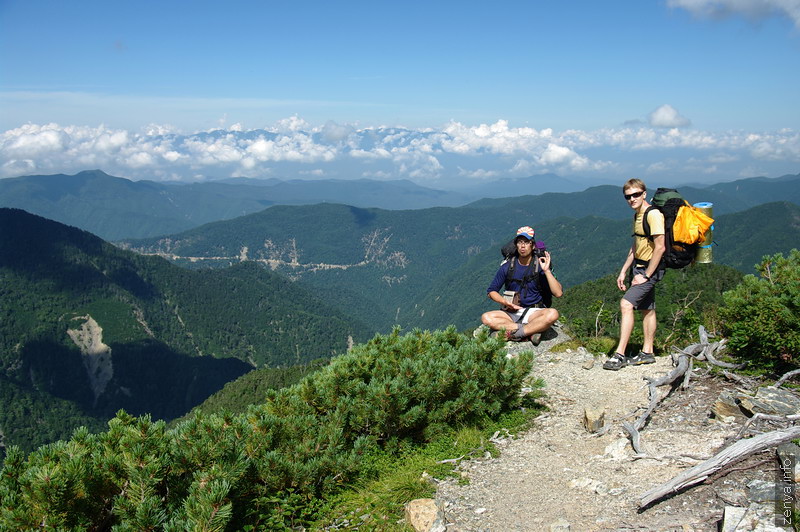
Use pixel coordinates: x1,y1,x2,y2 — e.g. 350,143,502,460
481,226,563,345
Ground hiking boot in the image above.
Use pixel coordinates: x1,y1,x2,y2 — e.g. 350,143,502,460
628,351,656,365
602,353,628,371
530,333,542,346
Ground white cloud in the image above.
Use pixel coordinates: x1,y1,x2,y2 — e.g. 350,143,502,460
3,124,69,157
0,117,797,185
648,105,692,128
668,0,800,28
439,120,553,155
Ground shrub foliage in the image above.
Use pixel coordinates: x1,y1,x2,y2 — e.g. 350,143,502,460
0,327,531,530
719,249,800,371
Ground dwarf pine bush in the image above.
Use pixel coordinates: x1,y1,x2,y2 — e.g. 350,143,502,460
720,249,800,372
0,327,531,530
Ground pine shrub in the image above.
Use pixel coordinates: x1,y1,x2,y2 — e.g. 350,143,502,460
720,249,800,372
0,327,531,529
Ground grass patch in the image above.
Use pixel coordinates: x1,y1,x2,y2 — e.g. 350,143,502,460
547,336,616,356
311,383,546,531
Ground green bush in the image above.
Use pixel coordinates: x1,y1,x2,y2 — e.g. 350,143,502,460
0,327,532,530
720,249,800,372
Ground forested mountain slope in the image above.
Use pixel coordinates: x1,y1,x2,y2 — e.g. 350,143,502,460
122,200,800,333
465,172,800,217
0,208,366,453
0,170,472,240
401,201,799,332
1,170,797,241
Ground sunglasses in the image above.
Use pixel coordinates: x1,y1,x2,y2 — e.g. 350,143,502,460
624,191,645,200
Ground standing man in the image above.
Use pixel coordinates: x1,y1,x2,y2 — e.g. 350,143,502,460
603,179,666,370
482,226,562,345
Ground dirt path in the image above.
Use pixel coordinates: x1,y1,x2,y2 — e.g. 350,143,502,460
436,325,765,531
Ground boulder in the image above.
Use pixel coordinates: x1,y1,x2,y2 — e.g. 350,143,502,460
712,391,747,420
719,502,789,531
777,442,800,483
583,406,606,433
739,387,800,417
404,498,445,532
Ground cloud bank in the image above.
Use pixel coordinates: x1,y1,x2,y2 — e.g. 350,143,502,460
1,111,798,187
669,0,800,28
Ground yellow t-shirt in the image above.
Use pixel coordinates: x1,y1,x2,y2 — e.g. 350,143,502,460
633,208,665,262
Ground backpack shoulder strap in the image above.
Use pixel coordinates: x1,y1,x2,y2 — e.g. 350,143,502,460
504,257,517,284
633,206,656,239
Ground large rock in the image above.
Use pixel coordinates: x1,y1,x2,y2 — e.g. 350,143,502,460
404,498,445,532
739,387,800,417
713,386,800,421
583,406,606,433
777,442,800,483
712,391,748,420
720,502,790,531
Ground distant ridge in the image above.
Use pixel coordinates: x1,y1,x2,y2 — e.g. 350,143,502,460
453,172,586,196
0,170,475,239
1,170,798,241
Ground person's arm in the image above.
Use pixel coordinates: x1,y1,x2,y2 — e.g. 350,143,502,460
487,263,520,309
617,244,635,290
538,251,563,298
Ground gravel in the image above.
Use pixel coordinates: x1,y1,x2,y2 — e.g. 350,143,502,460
436,324,766,531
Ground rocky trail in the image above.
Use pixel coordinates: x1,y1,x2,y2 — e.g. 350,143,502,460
432,324,793,531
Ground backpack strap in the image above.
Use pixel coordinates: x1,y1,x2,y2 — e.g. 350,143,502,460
504,257,543,304
632,206,655,240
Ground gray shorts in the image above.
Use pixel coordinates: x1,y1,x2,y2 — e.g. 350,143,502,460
623,264,664,311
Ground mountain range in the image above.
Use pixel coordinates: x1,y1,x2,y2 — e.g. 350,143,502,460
118,177,800,333
3,170,798,241
0,208,366,453
0,170,473,240
1,169,799,457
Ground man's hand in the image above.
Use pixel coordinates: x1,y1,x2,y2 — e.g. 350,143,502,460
617,272,627,291
538,250,552,271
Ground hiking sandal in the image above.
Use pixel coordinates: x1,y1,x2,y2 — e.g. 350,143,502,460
602,353,628,371
628,351,656,365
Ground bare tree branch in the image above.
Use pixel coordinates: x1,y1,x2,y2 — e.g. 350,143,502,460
640,426,800,509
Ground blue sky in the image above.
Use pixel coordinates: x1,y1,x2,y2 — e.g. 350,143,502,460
1,0,798,188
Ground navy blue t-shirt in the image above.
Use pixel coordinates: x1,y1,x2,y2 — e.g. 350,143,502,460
487,259,546,308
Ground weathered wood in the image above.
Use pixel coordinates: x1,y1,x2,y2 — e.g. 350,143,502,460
736,412,800,438
682,358,693,390
698,325,709,345
702,340,746,370
773,369,800,389
639,426,800,508
636,354,690,429
622,421,643,454
721,370,757,389
622,353,692,453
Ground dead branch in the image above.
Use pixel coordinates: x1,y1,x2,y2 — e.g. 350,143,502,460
632,453,710,464
624,327,740,455
682,358,693,390
639,426,800,509
772,368,800,389
702,340,746,370
736,412,800,438
623,353,691,453
721,370,757,389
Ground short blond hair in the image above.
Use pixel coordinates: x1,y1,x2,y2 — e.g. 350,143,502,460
623,178,646,192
